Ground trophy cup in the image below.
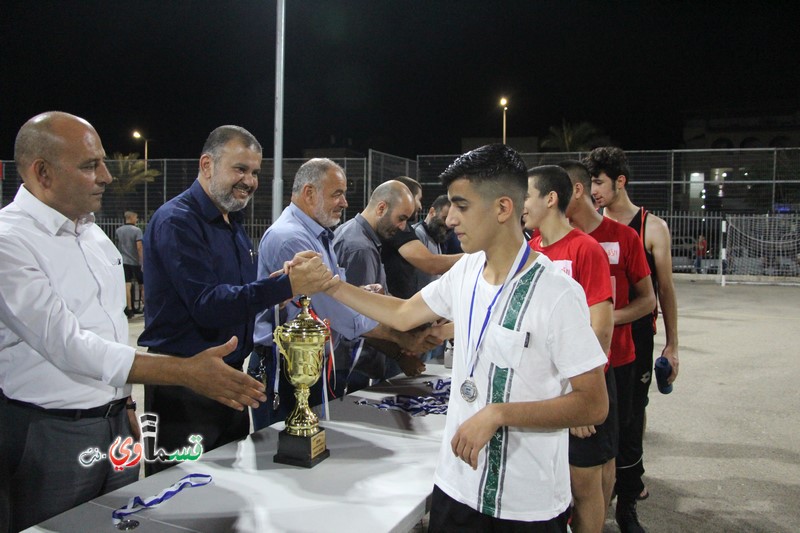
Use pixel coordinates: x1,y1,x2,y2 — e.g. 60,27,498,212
272,295,331,467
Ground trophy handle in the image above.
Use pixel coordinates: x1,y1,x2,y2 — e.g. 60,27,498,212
273,326,291,374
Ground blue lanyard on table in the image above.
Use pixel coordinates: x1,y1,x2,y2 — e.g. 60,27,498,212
355,378,452,416
111,473,212,525
465,244,531,379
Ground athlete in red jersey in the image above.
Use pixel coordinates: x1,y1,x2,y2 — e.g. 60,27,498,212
523,165,614,533
586,146,679,533
560,160,655,533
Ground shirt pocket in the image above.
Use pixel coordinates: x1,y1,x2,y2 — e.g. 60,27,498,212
483,322,527,369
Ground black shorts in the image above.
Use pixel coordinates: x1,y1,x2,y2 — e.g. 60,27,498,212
612,361,636,428
429,485,569,532
123,264,143,283
569,368,619,467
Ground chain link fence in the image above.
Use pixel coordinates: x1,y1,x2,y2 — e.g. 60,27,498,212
2,148,799,281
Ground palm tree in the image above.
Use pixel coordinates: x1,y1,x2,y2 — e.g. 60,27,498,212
106,152,160,195
540,119,604,152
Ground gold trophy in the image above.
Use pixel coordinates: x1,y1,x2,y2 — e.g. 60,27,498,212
272,295,331,467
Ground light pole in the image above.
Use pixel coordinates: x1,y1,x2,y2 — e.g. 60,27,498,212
133,131,149,219
499,97,508,144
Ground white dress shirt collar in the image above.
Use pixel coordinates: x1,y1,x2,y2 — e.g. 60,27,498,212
13,184,96,237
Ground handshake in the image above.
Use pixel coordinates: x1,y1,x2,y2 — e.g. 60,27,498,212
366,322,451,378
274,251,341,297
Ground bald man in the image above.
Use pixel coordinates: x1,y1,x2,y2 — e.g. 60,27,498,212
0,112,280,530
333,181,429,381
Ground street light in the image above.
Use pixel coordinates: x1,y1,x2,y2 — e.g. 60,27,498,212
132,130,149,219
499,97,508,144
132,130,149,164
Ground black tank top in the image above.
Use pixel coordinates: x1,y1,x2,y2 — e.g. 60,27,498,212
629,208,658,334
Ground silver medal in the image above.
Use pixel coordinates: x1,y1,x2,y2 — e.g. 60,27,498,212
460,378,478,402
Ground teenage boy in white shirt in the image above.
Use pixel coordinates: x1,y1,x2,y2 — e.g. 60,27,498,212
327,144,608,531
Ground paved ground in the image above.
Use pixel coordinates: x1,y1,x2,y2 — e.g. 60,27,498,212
127,278,800,532
609,278,800,533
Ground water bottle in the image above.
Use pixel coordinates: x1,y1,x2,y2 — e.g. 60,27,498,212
443,340,454,369
654,356,673,394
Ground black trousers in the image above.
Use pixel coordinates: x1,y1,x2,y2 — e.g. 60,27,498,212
428,485,569,533
144,384,248,476
615,327,654,499
0,397,137,532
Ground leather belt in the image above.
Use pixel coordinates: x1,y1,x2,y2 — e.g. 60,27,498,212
1,392,128,420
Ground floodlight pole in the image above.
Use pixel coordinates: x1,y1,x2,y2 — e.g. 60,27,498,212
500,97,508,144
272,0,286,223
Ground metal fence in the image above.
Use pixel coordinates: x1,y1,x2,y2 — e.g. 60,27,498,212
414,148,800,215
0,157,366,246
3,148,799,275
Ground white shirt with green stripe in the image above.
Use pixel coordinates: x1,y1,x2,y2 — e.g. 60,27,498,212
421,252,607,521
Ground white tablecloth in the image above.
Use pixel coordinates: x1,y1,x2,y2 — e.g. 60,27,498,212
26,367,450,533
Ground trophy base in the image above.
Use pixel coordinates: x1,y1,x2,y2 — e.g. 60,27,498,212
273,428,330,468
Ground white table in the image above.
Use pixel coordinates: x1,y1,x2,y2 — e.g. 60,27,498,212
25,367,450,533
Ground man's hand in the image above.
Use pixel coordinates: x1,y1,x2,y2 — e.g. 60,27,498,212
395,327,441,356
286,251,338,295
662,344,679,384
451,405,501,470
395,354,426,377
569,425,597,438
361,283,384,294
182,337,267,410
429,322,452,343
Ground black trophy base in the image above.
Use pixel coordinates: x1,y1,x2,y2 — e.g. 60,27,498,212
273,428,330,468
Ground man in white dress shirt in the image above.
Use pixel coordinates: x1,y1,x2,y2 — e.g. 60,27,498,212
0,112,273,531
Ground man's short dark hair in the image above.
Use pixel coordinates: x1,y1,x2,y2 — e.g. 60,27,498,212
431,194,451,212
558,159,592,190
394,176,422,198
583,146,631,183
527,165,572,214
202,125,262,162
439,144,528,215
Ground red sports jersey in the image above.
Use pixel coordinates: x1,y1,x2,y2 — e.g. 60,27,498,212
529,229,612,308
530,229,613,370
589,218,651,367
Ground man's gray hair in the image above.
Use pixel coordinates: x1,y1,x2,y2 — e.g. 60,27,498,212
292,158,344,195
201,125,261,162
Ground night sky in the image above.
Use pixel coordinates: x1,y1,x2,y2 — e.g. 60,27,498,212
2,1,798,160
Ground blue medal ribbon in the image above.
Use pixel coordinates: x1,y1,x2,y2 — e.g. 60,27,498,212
356,378,451,416
465,244,531,381
111,473,213,525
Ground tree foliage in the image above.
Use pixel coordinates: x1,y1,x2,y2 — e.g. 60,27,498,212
106,152,160,195
540,119,604,152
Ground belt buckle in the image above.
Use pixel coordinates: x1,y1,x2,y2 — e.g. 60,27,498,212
104,402,115,418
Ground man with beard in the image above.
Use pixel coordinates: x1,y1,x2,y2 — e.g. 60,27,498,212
333,180,435,381
381,177,462,299
412,194,453,290
249,160,439,429
140,126,335,475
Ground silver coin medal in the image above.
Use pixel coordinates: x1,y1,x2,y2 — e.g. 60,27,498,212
462,244,531,403
459,377,478,402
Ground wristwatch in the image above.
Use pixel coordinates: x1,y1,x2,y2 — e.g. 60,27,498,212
126,400,137,411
